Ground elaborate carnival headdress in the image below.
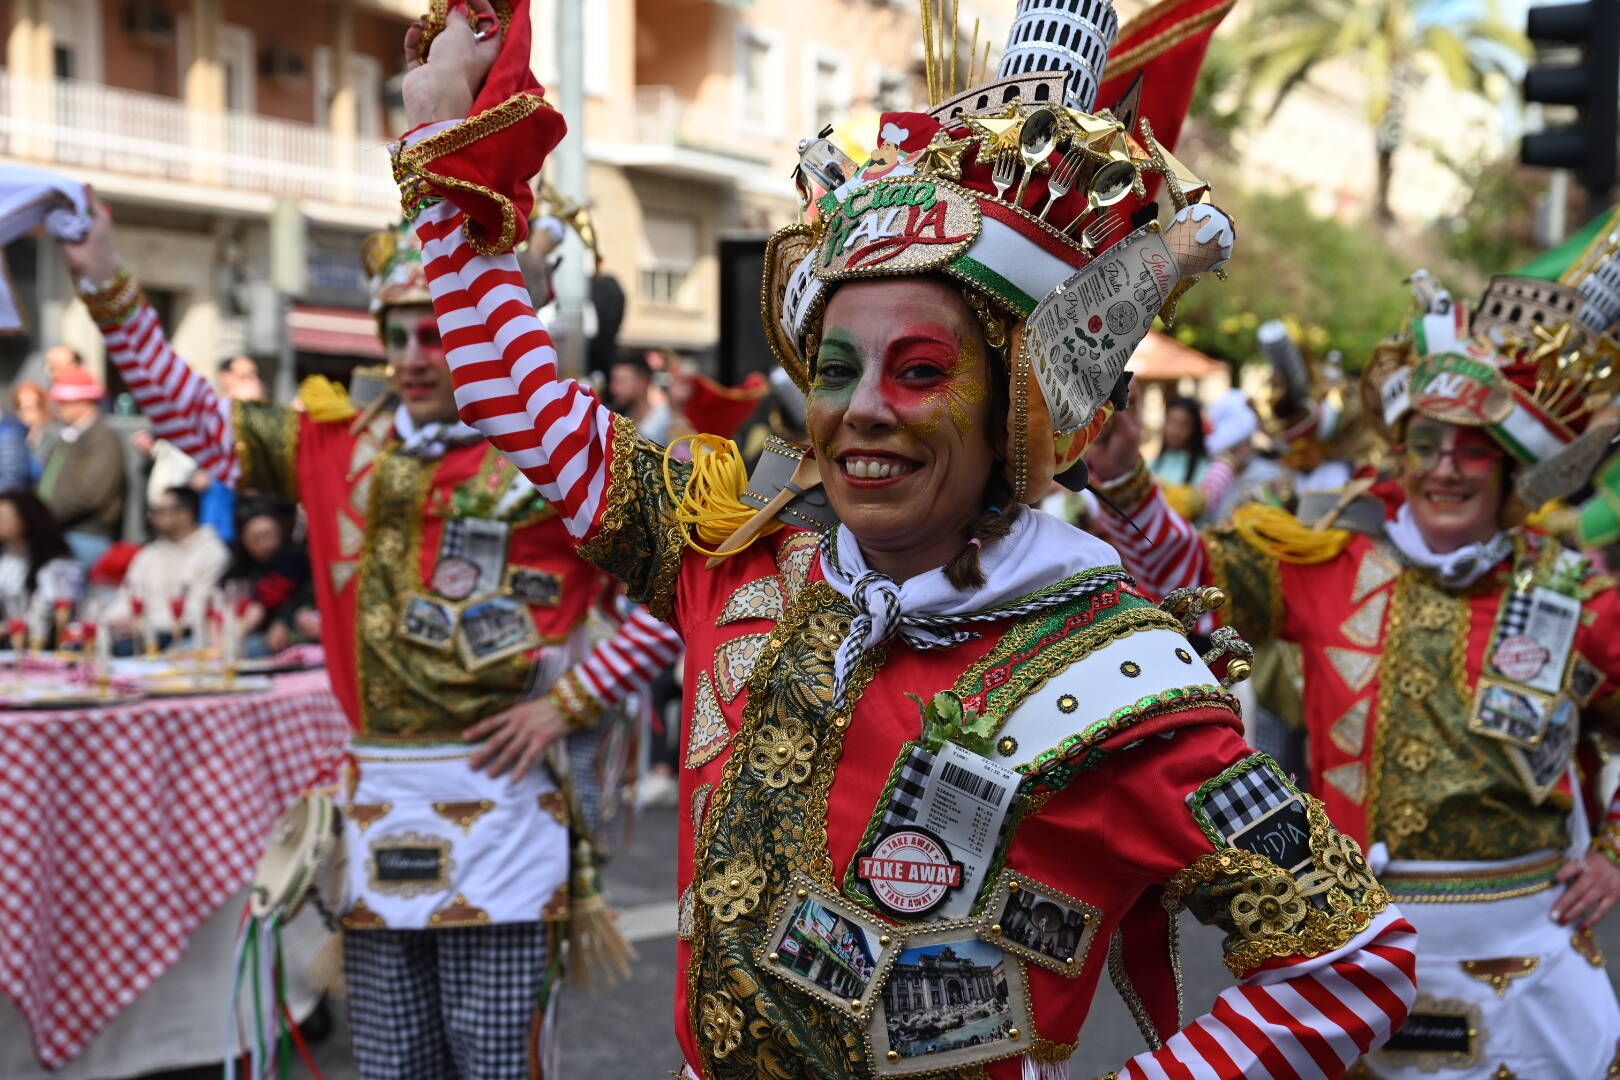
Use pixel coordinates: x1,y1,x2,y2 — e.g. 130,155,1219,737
1255,320,1368,468
360,220,431,317
762,0,1237,502
1360,227,1620,500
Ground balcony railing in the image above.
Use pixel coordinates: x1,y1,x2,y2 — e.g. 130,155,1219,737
634,85,771,165
0,73,397,210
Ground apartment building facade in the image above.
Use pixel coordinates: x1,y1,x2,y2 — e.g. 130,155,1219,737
1,0,420,389
555,0,1013,360
0,0,1025,387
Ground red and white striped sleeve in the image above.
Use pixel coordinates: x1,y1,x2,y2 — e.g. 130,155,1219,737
412,195,616,541
99,299,240,486
572,604,683,709
546,602,682,726
1199,457,1237,513
1092,479,1212,600
1117,908,1418,1079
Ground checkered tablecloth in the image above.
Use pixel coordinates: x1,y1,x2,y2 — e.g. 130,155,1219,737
0,669,349,1069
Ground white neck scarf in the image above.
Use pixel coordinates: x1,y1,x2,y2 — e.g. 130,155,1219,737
1384,503,1512,590
393,405,481,460
819,509,1127,711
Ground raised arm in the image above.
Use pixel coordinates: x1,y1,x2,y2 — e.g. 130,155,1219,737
411,196,615,537
395,6,688,611
1086,407,1214,597
60,200,240,487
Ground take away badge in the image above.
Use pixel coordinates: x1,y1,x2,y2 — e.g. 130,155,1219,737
816,177,980,281
857,826,964,917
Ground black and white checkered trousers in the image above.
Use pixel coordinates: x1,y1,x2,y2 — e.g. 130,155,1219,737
344,921,552,1080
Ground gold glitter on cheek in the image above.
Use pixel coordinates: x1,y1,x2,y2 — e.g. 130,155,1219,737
905,342,987,440
942,342,988,436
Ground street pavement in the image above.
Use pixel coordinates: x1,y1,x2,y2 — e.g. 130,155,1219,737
308,804,1620,1078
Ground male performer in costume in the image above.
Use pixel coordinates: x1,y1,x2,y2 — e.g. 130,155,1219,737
393,3,1417,1077
1086,258,1620,1077
56,204,681,1079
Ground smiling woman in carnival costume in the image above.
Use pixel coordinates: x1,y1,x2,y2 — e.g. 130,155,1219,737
394,1,1416,1077
1087,237,1620,1076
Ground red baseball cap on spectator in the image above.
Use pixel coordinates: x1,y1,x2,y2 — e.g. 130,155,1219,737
47,367,104,403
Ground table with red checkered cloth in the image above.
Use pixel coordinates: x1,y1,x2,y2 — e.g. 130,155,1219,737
0,669,349,1070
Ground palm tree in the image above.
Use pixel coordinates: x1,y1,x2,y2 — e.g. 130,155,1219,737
1240,0,1526,223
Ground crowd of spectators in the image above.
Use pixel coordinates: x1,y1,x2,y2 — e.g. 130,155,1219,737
0,348,319,654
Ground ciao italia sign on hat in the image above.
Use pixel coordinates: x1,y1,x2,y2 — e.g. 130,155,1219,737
816,178,981,279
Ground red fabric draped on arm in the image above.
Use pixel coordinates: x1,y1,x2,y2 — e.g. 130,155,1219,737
398,0,565,255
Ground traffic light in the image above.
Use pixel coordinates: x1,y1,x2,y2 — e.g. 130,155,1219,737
1520,0,1620,200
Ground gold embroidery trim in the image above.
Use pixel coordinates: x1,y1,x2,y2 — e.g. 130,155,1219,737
951,600,1190,732
232,399,303,502
576,415,685,622
1103,0,1239,80
1028,1036,1078,1064
1164,797,1390,977
1106,931,1163,1050
1206,527,1284,645
746,721,816,788
684,583,885,1073
698,853,767,923
549,668,605,730
1460,957,1539,997
432,799,495,833
396,93,556,255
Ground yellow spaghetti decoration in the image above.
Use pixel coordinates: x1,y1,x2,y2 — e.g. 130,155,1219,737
297,375,358,423
1160,481,1207,523
661,434,787,557
1230,503,1353,565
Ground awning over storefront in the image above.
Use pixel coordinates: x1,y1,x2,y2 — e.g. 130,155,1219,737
289,305,384,359
1127,331,1223,381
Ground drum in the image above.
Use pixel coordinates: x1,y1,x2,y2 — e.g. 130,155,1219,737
250,794,345,922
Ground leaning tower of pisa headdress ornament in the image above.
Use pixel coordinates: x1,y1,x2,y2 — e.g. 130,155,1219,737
763,0,1238,502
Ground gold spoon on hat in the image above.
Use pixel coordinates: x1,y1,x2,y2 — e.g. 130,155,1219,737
1067,158,1137,249
1012,107,1059,211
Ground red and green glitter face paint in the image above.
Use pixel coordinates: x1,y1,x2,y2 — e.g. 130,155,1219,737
811,324,986,438
384,312,446,365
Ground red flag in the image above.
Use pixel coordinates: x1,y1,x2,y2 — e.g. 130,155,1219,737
1098,0,1237,154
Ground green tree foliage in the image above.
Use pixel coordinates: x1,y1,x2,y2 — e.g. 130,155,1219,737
1427,149,1544,274
1238,0,1525,222
1164,186,1417,370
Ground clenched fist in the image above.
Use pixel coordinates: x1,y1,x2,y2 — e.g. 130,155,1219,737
401,0,503,129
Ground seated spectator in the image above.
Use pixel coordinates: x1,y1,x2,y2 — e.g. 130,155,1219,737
132,427,235,544
226,497,315,657
105,485,229,642
0,489,83,637
0,401,30,492
12,381,53,481
217,355,265,403
37,368,125,565
44,344,84,383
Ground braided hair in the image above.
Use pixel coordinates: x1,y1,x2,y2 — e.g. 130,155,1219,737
945,486,1022,590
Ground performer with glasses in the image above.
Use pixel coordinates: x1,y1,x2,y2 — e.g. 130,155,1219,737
54,204,682,1078
1087,259,1620,1078
392,3,1418,1077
